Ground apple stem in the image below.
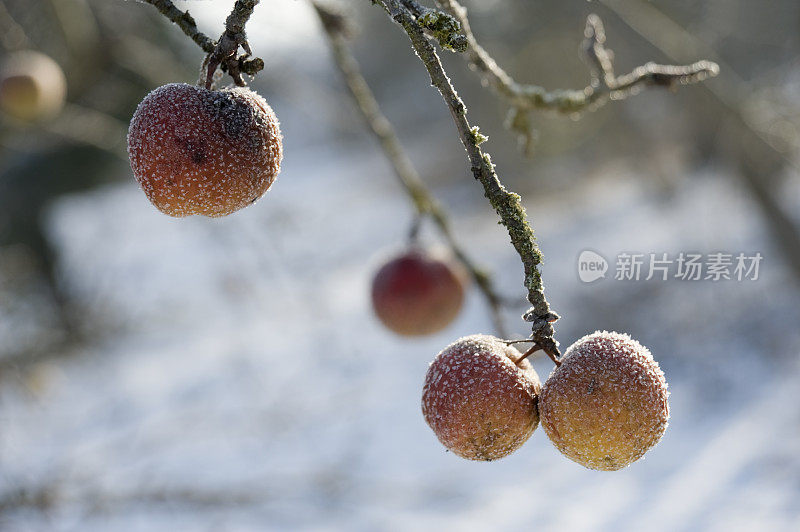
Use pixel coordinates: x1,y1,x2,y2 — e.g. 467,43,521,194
515,344,539,365
506,338,562,367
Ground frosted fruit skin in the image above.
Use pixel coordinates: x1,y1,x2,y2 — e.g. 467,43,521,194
422,334,542,461
127,83,283,217
539,331,669,471
371,248,466,336
0,50,66,121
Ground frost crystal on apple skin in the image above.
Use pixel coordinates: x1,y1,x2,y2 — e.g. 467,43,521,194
539,330,670,471
127,83,283,217
422,334,542,461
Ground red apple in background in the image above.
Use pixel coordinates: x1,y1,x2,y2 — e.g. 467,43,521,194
371,247,467,336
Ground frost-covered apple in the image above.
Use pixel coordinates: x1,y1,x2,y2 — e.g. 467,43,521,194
539,331,669,470
422,334,542,461
127,83,282,217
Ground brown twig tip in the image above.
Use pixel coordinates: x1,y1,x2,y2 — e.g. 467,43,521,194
583,14,614,85
583,13,719,96
515,344,540,365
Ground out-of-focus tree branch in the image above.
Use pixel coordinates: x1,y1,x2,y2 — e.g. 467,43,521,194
581,15,718,98
598,0,800,282
432,0,718,154
313,1,510,337
0,1,30,50
434,0,717,112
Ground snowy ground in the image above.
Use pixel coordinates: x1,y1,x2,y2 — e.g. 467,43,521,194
1,141,799,531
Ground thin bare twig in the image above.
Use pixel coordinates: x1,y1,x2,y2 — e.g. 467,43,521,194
433,0,718,154
436,0,717,113
598,0,800,282
370,0,561,364
582,15,718,96
313,2,509,336
514,343,544,366
0,1,30,51
140,0,215,52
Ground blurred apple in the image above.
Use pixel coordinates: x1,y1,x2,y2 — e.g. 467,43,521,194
0,50,66,122
371,247,467,336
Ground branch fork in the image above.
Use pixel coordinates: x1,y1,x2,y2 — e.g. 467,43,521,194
203,1,265,88
202,29,258,89
142,0,264,88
